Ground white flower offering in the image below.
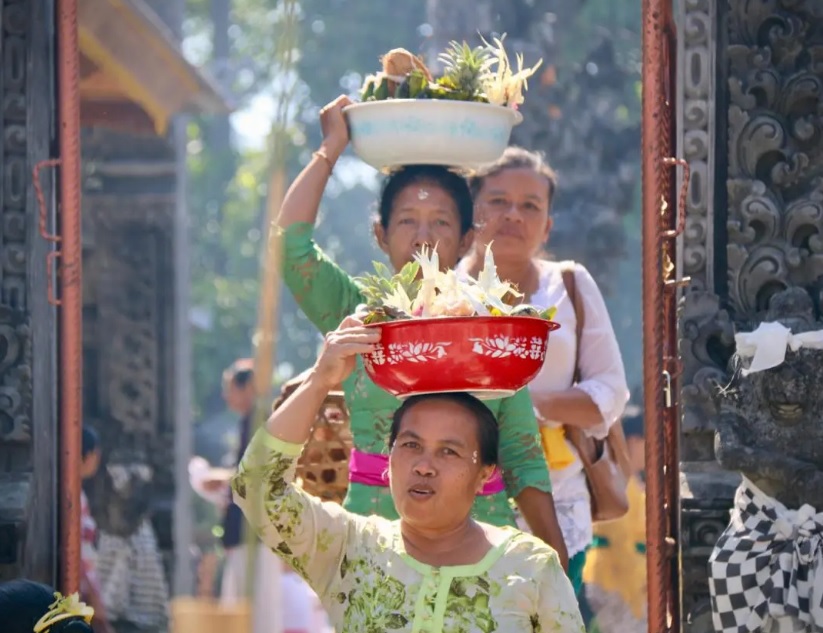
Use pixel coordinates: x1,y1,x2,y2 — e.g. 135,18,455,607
355,244,557,324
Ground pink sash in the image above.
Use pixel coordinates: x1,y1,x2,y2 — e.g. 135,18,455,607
348,448,506,496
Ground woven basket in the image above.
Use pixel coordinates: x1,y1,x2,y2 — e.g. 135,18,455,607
273,370,352,504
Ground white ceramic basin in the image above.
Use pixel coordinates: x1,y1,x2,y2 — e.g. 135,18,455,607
344,99,523,171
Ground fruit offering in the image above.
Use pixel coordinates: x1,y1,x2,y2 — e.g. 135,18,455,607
360,35,542,109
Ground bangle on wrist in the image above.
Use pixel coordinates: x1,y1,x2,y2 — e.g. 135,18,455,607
313,149,335,173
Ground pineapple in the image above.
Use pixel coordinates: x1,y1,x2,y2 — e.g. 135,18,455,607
436,41,494,101
360,73,378,101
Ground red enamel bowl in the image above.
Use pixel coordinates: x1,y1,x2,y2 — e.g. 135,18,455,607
362,316,561,400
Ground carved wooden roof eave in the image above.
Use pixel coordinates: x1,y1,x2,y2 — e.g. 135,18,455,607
77,0,231,136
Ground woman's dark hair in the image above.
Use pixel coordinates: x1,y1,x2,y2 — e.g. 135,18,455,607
82,427,99,458
0,580,93,633
378,165,474,236
389,392,499,465
469,146,558,205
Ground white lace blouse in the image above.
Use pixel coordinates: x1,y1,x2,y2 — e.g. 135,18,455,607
527,260,630,557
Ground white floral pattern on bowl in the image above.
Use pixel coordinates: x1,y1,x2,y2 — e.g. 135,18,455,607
363,334,549,373
470,335,547,361
364,341,452,369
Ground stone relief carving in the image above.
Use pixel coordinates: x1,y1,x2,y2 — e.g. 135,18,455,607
726,0,823,320
703,5,823,626
679,0,716,292
678,0,723,448
0,0,32,445
0,307,31,443
679,289,734,460
675,1,741,632
95,223,161,436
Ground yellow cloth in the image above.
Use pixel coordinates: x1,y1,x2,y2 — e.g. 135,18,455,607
582,475,647,619
540,426,576,471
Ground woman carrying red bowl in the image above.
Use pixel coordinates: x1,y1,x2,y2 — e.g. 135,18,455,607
276,95,568,568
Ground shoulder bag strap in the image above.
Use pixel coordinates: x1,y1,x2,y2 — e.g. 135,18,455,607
560,265,584,385
559,264,596,464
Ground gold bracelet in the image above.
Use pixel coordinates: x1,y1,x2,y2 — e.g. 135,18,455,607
313,149,334,174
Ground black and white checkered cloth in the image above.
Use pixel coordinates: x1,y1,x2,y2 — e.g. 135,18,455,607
96,519,169,628
709,476,823,633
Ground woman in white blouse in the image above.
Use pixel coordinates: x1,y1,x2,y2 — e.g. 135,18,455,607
458,146,630,596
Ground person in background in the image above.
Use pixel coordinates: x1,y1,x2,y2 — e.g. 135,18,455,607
0,579,95,633
80,428,114,633
212,359,330,633
461,147,630,595
583,406,647,633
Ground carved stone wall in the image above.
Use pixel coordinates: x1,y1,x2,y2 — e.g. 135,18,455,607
0,0,59,584
678,0,823,630
677,1,737,628
81,127,180,606
0,1,32,445
725,0,823,320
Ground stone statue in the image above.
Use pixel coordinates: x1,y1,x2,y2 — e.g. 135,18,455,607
94,447,155,537
714,287,823,510
91,443,169,633
710,287,823,632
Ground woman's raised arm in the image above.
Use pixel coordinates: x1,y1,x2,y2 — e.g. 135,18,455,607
277,95,351,230
231,319,379,595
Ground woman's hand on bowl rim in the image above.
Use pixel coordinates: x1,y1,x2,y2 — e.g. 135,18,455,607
311,316,380,388
319,94,353,161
